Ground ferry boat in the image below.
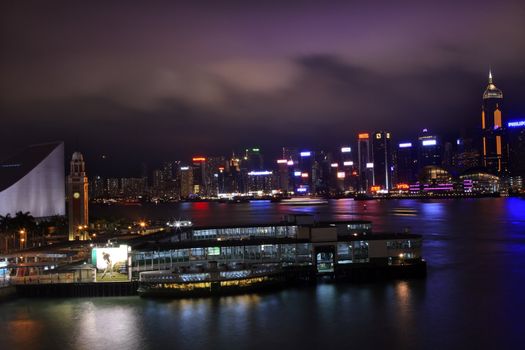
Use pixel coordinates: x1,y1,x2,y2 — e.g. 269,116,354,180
137,263,293,297
280,197,329,205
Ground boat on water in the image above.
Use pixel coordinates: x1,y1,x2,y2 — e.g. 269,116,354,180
137,263,295,297
279,197,329,205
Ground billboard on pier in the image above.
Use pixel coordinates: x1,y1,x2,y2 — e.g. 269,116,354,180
91,245,130,282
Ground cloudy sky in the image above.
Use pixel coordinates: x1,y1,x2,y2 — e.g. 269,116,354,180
1,1,525,174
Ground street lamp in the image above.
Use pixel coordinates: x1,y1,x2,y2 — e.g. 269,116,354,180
19,229,26,249
139,221,146,234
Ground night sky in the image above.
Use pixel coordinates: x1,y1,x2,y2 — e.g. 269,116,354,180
1,1,525,175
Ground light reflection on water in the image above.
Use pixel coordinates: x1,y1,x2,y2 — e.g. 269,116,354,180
1,198,524,349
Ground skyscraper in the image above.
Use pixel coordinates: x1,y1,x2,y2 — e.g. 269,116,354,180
179,165,194,198
339,146,355,192
508,119,525,188
243,148,264,171
417,129,441,170
372,131,393,190
357,133,373,192
67,152,89,241
192,157,207,196
481,70,508,175
396,142,417,184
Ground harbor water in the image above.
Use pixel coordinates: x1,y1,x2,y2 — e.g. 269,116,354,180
1,198,524,349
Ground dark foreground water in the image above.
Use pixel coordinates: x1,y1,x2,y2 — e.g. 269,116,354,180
1,198,525,350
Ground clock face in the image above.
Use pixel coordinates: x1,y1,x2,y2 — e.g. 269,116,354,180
73,192,80,199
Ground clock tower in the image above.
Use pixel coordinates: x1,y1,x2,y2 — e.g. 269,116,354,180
68,152,89,240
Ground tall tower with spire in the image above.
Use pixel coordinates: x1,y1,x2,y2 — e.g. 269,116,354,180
481,70,507,175
67,152,89,240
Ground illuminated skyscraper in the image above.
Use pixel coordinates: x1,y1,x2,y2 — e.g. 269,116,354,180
372,131,393,190
243,148,264,171
179,165,194,198
481,70,508,175
417,129,441,170
191,157,207,196
508,120,525,185
297,150,313,194
339,146,355,192
357,133,374,192
67,152,89,241
396,141,417,184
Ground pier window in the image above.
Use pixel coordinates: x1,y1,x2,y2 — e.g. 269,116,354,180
281,244,297,264
337,243,353,264
353,241,369,262
386,240,421,250
296,243,312,264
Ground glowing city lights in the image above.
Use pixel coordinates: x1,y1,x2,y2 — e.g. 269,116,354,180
248,171,272,176
422,139,437,146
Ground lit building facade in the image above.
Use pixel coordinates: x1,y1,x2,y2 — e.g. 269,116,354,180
372,131,393,190
243,148,264,171
396,142,417,185
179,166,194,198
247,171,274,193
297,151,314,194
191,157,207,196
508,120,525,190
452,137,480,174
417,129,441,170
0,142,65,218
481,71,508,175
357,133,374,192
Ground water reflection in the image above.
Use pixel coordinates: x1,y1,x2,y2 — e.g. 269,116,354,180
2,198,523,349
419,201,445,219
506,197,525,222
7,318,43,350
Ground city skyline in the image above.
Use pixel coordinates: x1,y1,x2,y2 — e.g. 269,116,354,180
1,1,525,172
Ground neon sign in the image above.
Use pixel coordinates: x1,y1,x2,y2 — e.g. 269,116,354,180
508,120,525,128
